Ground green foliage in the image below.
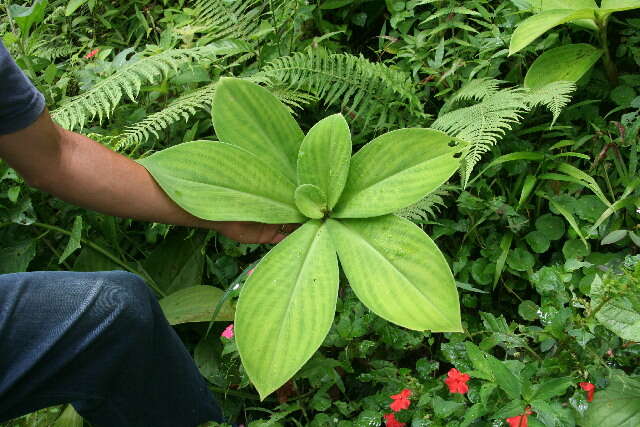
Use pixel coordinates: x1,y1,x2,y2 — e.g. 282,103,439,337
258,48,425,131
141,77,462,398
3,0,640,425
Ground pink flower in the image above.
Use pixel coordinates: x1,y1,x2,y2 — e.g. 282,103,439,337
221,323,234,339
579,382,595,402
506,408,532,427
383,413,406,427
247,268,255,276
389,388,412,411
444,368,470,394
84,48,99,59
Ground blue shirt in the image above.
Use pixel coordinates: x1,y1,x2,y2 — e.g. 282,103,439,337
0,40,46,135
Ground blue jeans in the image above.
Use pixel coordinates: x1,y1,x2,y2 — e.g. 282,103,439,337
0,270,225,426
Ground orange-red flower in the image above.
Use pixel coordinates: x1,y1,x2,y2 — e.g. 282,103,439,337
84,48,99,59
444,368,470,394
389,388,412,411
383,412,406,427
579,382,595,402
506,408,533,427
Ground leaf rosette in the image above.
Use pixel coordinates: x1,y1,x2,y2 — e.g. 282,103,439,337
139,77,464,399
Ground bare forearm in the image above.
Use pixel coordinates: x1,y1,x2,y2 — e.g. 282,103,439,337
43,125,211,228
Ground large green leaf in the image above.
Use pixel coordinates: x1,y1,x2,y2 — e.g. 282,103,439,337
297,113,351,210
143,230,205,294
332,128,461,219
524,44,602,89
326,216,461,331
599,0,640,17
138,141,304,223
235,221,339,399
212,77,304,182
0,239,36,274
590,275,640,341
159,286,235,325
533,0,598,29
509,9,596,55
584,374,640,427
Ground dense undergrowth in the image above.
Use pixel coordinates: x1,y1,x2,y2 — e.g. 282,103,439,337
1,0,639,426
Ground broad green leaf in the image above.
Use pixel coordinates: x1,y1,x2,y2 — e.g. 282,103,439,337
333,128,461,218
236,221,339,399
463,342,521,399
599,0,640,17
59,215,83,264
0,239,36,274
590,275,640,341
8,0,48,36
54,405,83,427
159,286,234,325
295,184,328,219
509,9,596,55
532,0,598,29
143,231,205,294
584,374,640,427
212,78,304,182
528,377,574,400
138,141,304,224
326,215,461,332
65,0,88,16
524,44,602,89
297,113,351,210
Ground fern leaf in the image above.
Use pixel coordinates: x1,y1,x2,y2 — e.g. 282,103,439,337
433,80,527,186
525,80,576,126
396,186,454,222
117,82,218,150
52,43,246,131
193,0,263,40
257,48,425,131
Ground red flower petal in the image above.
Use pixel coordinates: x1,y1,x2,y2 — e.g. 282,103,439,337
579,382,595,402
383,413,406,427
444,368,470,394
506,408,532,427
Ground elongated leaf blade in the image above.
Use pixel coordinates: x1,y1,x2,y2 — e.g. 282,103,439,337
600,0,640,16
533,0,598,29
159,286,235,325
509,9,596,55
212,77,304,182
584,374,640,427
332,128,461,218
326,216,461,332
524,44,602,89
297,113,352,209
138,141,304,223
236,221,339,399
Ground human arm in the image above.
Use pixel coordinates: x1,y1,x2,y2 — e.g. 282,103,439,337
0,109,291,243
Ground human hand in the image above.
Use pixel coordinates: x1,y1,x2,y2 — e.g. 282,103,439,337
212,221,298,244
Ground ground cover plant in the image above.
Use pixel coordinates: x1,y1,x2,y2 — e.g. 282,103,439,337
1,0,639,426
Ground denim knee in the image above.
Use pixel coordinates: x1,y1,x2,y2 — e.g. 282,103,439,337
88,271,155,334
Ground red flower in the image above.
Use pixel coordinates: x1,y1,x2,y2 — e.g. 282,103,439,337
84,48,100,59
506,408,533,427
579,382,595,402
389,388,412,411
444,368,470,394
383,413,406,427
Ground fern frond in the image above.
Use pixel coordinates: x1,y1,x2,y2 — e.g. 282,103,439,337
440,77,502,114
433,81,527,186
117,82,218,150
117,79,315,150
257,48,425,131
193,0,263,40
525,81,576,126
51,43,243,131
396,186,455,222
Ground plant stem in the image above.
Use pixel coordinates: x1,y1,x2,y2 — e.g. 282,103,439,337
597,16,618,86
29,222,166,297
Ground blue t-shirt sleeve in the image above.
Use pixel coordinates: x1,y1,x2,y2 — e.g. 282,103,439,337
0,40,46,135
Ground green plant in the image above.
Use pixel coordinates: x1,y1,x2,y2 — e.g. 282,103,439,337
509,0,640,85
137,77,463,398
